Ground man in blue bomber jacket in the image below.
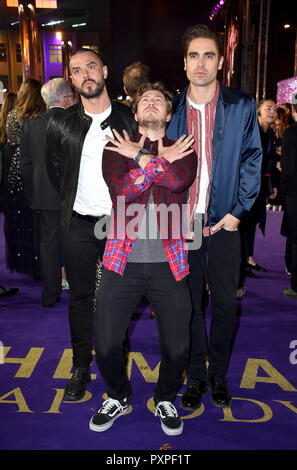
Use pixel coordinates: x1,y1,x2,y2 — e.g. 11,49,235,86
166,24,262,411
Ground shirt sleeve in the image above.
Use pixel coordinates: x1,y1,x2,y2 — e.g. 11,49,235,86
102,147,153,203
144,151,197,193
45,116,62,193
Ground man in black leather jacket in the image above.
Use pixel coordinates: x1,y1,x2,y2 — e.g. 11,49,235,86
46,48,137,401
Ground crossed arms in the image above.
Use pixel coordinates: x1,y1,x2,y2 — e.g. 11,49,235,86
102,129,197,204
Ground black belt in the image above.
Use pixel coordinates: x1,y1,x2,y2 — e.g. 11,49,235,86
72,211,106,223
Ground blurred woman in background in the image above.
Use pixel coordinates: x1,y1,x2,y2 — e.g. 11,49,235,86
0,93,17,207
0,92,19,296
5,78,46,279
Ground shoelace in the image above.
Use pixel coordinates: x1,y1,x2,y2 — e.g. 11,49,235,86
155,401,178,418
99,398,126,415
212,376,227,389
71,368,86,383
188,379,204,390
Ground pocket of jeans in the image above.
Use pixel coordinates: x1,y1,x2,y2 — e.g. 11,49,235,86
221,227,238,233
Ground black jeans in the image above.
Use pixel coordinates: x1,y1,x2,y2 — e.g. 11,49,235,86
61,216,106,368
188,228,241,380
94,262,192,404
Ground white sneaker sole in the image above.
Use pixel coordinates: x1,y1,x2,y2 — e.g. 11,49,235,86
89,409,127,432
161,421,184,436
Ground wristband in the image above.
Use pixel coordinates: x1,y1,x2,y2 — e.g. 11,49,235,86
134,148,150,165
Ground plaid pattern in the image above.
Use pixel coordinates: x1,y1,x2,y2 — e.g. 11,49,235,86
102,134,197,281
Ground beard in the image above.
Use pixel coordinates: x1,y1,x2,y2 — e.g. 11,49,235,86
76,77,105,99
137,117,167,131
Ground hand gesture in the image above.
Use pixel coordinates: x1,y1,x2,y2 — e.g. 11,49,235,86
158,134,194,163
105,129,146,159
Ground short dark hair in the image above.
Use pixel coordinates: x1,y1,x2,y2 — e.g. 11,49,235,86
70,47,104,67
122,62,150,98
182,24,224,58
131,81,174,115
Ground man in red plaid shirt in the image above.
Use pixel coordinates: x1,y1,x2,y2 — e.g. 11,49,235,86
89,82,197,436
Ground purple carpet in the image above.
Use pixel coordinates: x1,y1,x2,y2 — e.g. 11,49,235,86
0,210,297,452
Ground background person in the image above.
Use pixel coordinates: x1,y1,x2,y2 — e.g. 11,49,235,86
21,77,73,307
280,101,297,300
241,99,278,279
5,79,46,279
0,92,18,297
122,61,150,105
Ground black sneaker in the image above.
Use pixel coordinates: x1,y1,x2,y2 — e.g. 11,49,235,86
155,401,183,436
89,397,129,432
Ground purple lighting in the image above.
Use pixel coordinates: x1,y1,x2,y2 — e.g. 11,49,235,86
277,76,297,107
209,0,225,19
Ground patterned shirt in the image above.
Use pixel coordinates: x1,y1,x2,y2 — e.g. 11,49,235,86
6,109,23,191
102,134,197,281
186,81,219,237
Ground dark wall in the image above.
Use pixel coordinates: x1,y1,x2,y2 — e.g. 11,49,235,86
266,0,296,100
57,0,296,102
108,0,213,98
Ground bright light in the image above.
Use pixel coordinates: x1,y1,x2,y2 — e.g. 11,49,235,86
284,24,291,29
56,32,62,41
42,20,64,27
72,22,87,28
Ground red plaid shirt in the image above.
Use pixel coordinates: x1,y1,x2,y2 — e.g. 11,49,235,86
102,133,197,281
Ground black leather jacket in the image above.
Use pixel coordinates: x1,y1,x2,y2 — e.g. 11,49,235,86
45,100,138,229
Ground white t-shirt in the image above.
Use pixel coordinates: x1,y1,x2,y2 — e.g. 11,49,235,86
188,97,209,215
73,106,113,216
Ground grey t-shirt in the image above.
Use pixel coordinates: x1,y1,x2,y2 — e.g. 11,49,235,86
128,191,168,263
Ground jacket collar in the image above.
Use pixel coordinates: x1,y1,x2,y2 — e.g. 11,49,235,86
178,81,239,108
78,101,92,122
133,131,167,146
78,100,114,130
